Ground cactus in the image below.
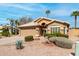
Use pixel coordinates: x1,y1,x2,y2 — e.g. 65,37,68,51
16,40,23,49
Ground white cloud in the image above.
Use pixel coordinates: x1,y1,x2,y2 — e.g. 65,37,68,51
52,9,79,17
52,9,70,16
6,12,33,18
0,17,8,24
0,3,44,11
50,4,79,17
0,17,5,19
0,3,48,12
0,3,37,11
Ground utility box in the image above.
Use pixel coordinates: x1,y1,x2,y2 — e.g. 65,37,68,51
75,41,79,56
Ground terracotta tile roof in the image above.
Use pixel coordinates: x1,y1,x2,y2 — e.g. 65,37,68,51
18,21,40,27
18,17,70,27
48,20,70,26
34,17,52,22
34,17,69,24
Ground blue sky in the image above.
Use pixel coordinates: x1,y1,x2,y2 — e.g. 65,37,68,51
0,3,79,27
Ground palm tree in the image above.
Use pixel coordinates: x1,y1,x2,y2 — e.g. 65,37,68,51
7,18,14,35
71,11,79,28
15,20,20,27
45,9,51,17
15,20,20,35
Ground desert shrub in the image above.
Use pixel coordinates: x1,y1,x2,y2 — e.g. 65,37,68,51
48,37,57,43
2,28,10,37
0,32,2,36
25,36,34,42
48,37,73,49
55,37,72,49
44,33,68,38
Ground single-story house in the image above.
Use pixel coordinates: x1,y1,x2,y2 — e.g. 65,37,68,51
18,17,70,37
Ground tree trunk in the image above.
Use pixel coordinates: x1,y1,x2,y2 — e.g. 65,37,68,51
51,27,52,34
75,16,77,28
47,14,48,17
9,28,12,36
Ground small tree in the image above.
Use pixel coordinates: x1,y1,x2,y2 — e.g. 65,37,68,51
19,16,32,25
7,18,15,35
15,20,20,35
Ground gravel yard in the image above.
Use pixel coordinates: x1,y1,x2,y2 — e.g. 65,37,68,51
0,36,75,56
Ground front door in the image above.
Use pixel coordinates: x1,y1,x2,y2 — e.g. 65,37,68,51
39,28,46,36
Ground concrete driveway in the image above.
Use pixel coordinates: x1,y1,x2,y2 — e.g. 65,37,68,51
0,36,24,45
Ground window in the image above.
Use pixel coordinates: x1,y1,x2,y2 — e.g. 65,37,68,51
52,27,60,33
49,26,60,33
64,27,67,34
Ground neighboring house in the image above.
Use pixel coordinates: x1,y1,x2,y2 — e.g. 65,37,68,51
0,26,3,36
18,17,70,37
0,26,3,32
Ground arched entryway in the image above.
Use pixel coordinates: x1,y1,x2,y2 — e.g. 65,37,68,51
40,22,47,36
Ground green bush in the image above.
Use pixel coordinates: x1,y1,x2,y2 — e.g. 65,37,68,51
44,33,68,38
2,28,10,37
44,33,53,38
25,36,34,42
48,37,57,43
49,37,73,49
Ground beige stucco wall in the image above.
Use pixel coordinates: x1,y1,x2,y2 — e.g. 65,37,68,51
47,22,69,34
20,27,40,37
36,19,51,25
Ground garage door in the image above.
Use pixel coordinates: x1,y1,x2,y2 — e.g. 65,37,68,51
20,28,39,36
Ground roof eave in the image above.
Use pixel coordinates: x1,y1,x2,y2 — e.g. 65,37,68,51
18,25,41,28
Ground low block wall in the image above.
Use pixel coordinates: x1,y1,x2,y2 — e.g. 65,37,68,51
69,28,79,41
